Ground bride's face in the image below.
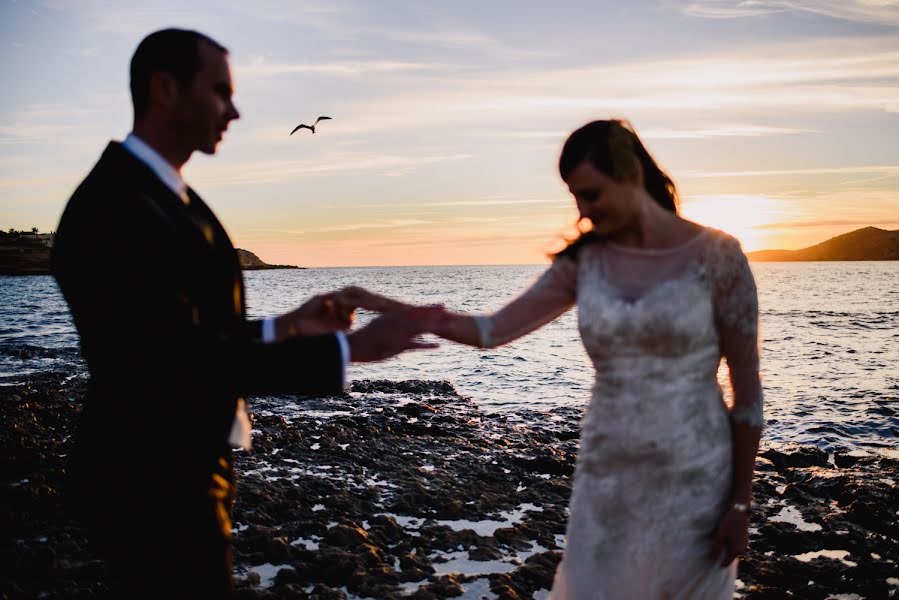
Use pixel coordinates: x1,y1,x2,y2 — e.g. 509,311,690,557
565,160,642,237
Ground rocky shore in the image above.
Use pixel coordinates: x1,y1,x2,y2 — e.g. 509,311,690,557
2,369,897,599
0,232,52,276
236,249,302,271
0,236,297,276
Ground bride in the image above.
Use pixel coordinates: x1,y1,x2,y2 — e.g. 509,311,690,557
341,119,764,599
434,120,763,600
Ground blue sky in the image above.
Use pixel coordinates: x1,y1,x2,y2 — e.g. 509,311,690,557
2,0,898,265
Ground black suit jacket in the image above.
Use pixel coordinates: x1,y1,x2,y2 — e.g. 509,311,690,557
52,142,342,495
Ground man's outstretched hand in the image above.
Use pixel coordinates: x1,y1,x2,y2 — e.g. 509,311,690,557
275,294,354,340
347,306,446,362
275,286,419,341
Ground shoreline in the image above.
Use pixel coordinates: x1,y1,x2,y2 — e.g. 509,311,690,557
2,257,899,279
2,371,897,599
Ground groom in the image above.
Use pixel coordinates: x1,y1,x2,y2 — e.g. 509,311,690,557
51,28,440,597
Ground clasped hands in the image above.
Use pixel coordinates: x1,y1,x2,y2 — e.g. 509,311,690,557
273,286,447,362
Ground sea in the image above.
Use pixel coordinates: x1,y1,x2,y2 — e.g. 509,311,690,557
1,262,897,453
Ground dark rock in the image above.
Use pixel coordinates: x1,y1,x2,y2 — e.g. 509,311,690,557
399,403,438,417
399,552,435,574
315,549,359,586
514,448,574,476
366,514,404,544
435,499,465,519
833,452,863,469
419,574,464,597
761,446,831,469
400,567,430,582
323,524,369,548
493,527,534,551
308,584,346,600
273,567,300,586
350,379,457,396
354,543,385,568
469,544,503,561
3,371,898,599
788,473,856,505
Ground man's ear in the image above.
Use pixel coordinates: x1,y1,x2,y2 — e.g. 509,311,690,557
148,71,181,113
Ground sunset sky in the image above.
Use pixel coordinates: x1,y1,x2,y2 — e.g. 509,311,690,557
1,0,898,266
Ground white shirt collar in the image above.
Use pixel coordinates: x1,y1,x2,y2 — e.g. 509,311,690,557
122,133,189,203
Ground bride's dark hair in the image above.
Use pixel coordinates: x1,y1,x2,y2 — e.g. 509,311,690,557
554,120,679,260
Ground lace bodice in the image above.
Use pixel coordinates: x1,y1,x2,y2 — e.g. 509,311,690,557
474,228,763,426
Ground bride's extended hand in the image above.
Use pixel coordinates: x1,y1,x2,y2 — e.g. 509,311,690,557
708,507,750,567
332,286,415,314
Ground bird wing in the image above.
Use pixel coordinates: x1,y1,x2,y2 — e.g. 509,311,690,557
314,116,332,125
290,124,313,135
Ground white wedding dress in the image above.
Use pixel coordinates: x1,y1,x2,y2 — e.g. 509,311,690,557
474,228,764,600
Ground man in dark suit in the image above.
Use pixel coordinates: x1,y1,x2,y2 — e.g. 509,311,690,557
51,28,440,598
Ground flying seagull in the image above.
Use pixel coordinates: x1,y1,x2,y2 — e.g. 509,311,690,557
290,116,332,135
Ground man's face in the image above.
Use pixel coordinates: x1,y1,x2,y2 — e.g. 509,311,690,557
173,40,240,155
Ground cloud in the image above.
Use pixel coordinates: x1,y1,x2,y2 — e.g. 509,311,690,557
363,27,498,50
188,152,473,185
499,130,568,140
0,123,84,144
38,1,201,36
9,104,104,119
314,219,429,233
754,219,899,229
682,2,785,18
682,0,899,26
451,216,505,224
0,174,79,189
0,103,113,145
228,0,551,63
236,56,447,79
640,124,818,139
281,34,899,140
679,164,899,178
424,198,559,208
330,230,557,250
358,197,559,209
245,228,308,235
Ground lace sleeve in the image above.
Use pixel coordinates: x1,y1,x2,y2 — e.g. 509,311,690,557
474,257,577,348
710,234,764,428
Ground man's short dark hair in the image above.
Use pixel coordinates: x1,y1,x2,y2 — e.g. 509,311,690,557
130,28,228,119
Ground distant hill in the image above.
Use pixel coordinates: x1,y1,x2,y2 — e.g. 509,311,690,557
748,227,899,262
0,230,53,275
0,230,299,275
236,249,301,270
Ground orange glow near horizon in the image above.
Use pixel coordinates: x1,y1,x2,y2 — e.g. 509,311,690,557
678,194,790,252
238,195,899,267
